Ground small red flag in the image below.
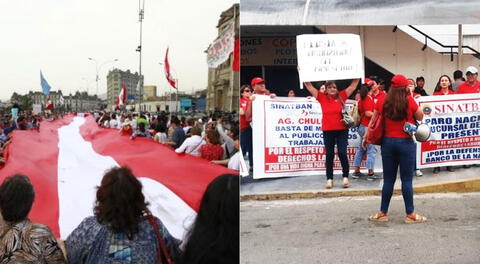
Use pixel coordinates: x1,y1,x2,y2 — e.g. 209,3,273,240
232,38,239,72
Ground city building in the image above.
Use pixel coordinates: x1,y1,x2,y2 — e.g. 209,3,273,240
206,3,239,113
106,68,140,108
143,85,157,100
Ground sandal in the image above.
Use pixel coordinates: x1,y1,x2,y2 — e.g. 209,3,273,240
325,179,333,189
342,177,349,188
369,212,388,222
405,213,427,224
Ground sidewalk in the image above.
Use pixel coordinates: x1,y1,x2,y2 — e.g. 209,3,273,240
240,165,480,201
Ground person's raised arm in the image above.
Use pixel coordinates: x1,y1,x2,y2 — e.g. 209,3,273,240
344,79,360,97
304,82,318,98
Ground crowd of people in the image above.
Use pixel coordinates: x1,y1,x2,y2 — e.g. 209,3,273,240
0,169,239,263
94,111,240,171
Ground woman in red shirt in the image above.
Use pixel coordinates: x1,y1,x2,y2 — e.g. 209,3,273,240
199,130,224,161
305,79,360,189
240,85,253,169
352,83,377,179
433,75,455,95
365,74,427,223
432,75,455,174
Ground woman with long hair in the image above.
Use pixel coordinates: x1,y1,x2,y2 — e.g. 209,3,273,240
364,74,427,223
66,167,179,263
199,130,224,161
180,174,239,264
305,79,360,189
432,75,455,174
433,74,455,95
352,82,377,180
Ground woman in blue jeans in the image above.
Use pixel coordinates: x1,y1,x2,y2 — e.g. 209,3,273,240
363,74,427,223
353,83,377,180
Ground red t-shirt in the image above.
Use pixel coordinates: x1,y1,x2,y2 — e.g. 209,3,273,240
372,90,386,105
316,90,348,131
432,90,455,95
240,97,251,131
375,96,419,138
457,81,480,94
359,95,374,127
199,144,224,161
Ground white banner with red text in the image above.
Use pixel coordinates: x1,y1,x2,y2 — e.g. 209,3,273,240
416,94,480,168
252,95,382,179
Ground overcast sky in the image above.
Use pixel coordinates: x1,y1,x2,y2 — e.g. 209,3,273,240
0,0,238,101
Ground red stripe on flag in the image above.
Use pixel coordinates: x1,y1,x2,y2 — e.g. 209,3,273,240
78,116,235,211
0,116,74,237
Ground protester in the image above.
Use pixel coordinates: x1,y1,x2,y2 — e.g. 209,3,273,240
119,118,133,136
153,121,168,143
365,74,427,223
0,174,67,263
240,85,253,171
165,117,186,149
431,75,455,174
452,70,464,91
406,78,421,99
352,82,378,180
180,174,239,264
457,66,480,94
130,122,152,140
211,126,240,170
414,76,429,96
433,75,455,95
305,78,360,189
367,77,387,104
199,129,224,161
65,167,180,263
175,126,205,156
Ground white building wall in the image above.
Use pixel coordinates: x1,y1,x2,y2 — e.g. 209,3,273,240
318,26,480,94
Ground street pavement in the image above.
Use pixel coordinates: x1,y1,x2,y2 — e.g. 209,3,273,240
240,193,480,264
241,165,480,200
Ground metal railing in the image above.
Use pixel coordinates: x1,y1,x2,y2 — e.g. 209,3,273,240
407,25,480,61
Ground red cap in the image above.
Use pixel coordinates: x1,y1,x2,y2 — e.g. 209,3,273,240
364,78,375,87
251,77,265,86
391,74,409,88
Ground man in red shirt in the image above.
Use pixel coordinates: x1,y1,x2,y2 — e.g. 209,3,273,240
457,66,480,94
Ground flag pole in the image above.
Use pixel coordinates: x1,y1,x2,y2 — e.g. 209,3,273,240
176,79,179,114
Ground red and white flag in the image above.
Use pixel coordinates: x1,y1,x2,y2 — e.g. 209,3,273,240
164,48,177,89
0,115,234,239
117,81,127,108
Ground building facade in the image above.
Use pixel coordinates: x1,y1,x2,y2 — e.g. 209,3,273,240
206,3,239,113
106,68,140,108
143,85,157,100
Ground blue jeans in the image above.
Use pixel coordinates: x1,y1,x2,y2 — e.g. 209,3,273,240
323,129,349,180
240,126,253,168
380,137,416,214
353,125,377,170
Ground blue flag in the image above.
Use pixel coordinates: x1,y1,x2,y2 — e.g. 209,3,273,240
40,71,51,96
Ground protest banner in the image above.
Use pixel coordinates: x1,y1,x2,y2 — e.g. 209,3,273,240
251,95,382,179
207,22,235,68
296,34,364,86
33,104,42,115
416,94,480,168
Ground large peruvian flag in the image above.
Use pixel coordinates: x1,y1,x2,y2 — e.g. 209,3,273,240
0,115,234,240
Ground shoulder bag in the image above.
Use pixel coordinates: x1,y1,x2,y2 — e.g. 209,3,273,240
145,215,175,264
365,110,384,145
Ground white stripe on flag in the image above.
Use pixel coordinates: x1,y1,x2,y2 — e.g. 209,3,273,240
57,117,195,240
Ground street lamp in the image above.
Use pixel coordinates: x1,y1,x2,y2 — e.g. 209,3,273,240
88,58,118,95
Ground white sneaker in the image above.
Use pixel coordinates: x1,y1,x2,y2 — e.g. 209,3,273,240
415,169,423,177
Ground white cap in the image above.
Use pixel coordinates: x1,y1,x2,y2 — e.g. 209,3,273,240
466,66,478,74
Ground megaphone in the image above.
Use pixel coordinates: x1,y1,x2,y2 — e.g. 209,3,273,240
403,122,431,142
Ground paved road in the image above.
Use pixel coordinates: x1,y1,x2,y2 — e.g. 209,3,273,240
241,193,480,264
